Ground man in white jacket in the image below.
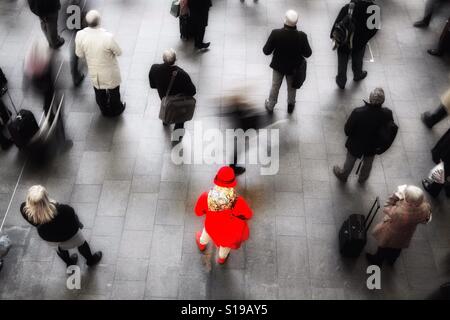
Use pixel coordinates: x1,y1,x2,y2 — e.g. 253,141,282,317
75,10,125,117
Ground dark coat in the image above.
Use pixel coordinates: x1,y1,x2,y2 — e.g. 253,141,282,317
344,102,394,158
331,0,379,51
21,203,81,243
432,128,450,183
263,25,312,75
149,64,196,100
28,0,61,17
188,0,212,27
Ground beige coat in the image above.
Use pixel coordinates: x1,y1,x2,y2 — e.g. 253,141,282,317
372,195,431,249
75,27,122,89
441,88,450,113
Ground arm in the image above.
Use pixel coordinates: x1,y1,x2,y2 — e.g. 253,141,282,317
344,111,357,137
183,70,196,96
233,198,253,220
301,33,312,58
75,33,84,59
330,6,348,38
263,31,275,56
194,193,208,217
149,65,156,89
109,36,122,57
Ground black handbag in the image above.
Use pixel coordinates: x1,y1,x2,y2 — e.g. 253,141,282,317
292,59,307,89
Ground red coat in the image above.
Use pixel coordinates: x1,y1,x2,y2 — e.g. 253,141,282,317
195,192,253,249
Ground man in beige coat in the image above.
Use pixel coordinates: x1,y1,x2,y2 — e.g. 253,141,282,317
421,88,450,129
366,185,432,267
75,10,125,117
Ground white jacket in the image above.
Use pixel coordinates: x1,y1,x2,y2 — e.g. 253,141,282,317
75,27,122,89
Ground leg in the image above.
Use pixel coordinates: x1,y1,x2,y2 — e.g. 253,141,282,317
352,46,367,81
77,241,102,266
229,136,246,175
358,155,375,183
285,74,297,113
42,13,64,49
217,246,231,264
333,151,357,182
0,98,11,123
366,246,387,267
336,48,350,89
385,248,402,266
56,246,78,267
422,104,448,128
414,0,440,27
194,24,207,48
94,87,108,115
70,37,84,86
107,86,125,117
265,69,284,112
195,227,210,251
0,124,13,150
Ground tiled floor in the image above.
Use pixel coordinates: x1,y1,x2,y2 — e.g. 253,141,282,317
1,0,450,300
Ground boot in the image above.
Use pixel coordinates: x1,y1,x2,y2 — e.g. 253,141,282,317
413,15,431,28
230,164,246,176
421,105,448,129
78,241,102,267
287,103,295,114
422,179,442,198
56,247,78,267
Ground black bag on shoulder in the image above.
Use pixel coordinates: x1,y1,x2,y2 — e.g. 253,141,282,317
332,2,356,50
375,119,398,155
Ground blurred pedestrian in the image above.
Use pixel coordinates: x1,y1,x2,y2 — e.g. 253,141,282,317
21,185,102,267
188,0,212,50
414,0,449,28
366,185,432,267
427,17,450,56
75,10,125,117
333,88,395,184
422,87,450,129
27,0,65,49
0,67,13,150
263,10,312,114
331,0,379,89
149,49,196,131
195,166,253,264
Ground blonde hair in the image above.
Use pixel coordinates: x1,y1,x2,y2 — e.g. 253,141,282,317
207,186,237,211
24,185,57,225
404,185,424,207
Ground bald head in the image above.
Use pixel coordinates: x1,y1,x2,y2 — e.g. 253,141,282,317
163,49,176,65
86,10,101,28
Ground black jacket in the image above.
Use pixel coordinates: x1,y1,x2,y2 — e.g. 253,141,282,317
331,0,379,51
188,0,212,27
21,203,81,243
263,25,312,75
28,0,61,17
149,64,196,100
344,102,394,157
432,128,450,182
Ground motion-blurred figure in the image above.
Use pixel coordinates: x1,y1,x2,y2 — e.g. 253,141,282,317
27,0,65,49
422,87,450,129
188,0,212,50
427,17,450,56
23,39,57,117
0,67,13,150
75,10,125,117
414,0,449,28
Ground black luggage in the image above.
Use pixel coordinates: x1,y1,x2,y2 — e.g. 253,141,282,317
5,90,39,149
339,197,381,258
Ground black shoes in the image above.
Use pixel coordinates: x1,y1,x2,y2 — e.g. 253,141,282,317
57,248,78,267
195,42,210,50
354,71,368,82
413,19,430,28
230,164,246,176
86,252,103,267
73,73,85,87
52,38,65,50
428,49,443,57
335,77,346,89
287,103,295,114
333,166,347,183
421,112,434,129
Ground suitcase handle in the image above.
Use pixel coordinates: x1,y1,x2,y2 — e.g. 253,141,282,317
364,197,380,232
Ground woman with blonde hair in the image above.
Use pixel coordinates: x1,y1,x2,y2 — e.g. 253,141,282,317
366,185,432,267
21,185,102,267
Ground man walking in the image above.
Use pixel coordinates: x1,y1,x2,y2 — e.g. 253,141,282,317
27,0,65,49
333,88,394,184
263,10,312,114
331,0,379,89
414,0,449,28
75,10,125,117
189,0,212,50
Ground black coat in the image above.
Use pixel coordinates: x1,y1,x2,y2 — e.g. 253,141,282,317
263,25,312,75
344,102,394,158
28,0,61,17
188,0,212,27
432,128,450,182
21,203,81,243
331,0,379,51
149,64,196,100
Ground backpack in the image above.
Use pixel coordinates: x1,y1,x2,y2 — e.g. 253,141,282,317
375,118,398,155
332,2,356,50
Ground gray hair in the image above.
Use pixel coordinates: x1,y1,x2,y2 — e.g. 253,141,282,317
86,10,101,28
162,49,176,65
404,185,424,207
369,87,385,106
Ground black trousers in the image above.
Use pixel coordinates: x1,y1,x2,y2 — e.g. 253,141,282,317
0,98,11,146
371,247,402,265
336,46,366,87
193,23,206,47
93,86,124,117
70,34,83,84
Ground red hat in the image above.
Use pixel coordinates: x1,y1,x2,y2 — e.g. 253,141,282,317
214,166,237,188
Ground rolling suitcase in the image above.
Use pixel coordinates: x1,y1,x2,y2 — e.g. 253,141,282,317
5,90,39,149
159,70,196,125
339,197,381,258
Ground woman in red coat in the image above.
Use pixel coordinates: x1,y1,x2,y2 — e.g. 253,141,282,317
195,166,253,264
